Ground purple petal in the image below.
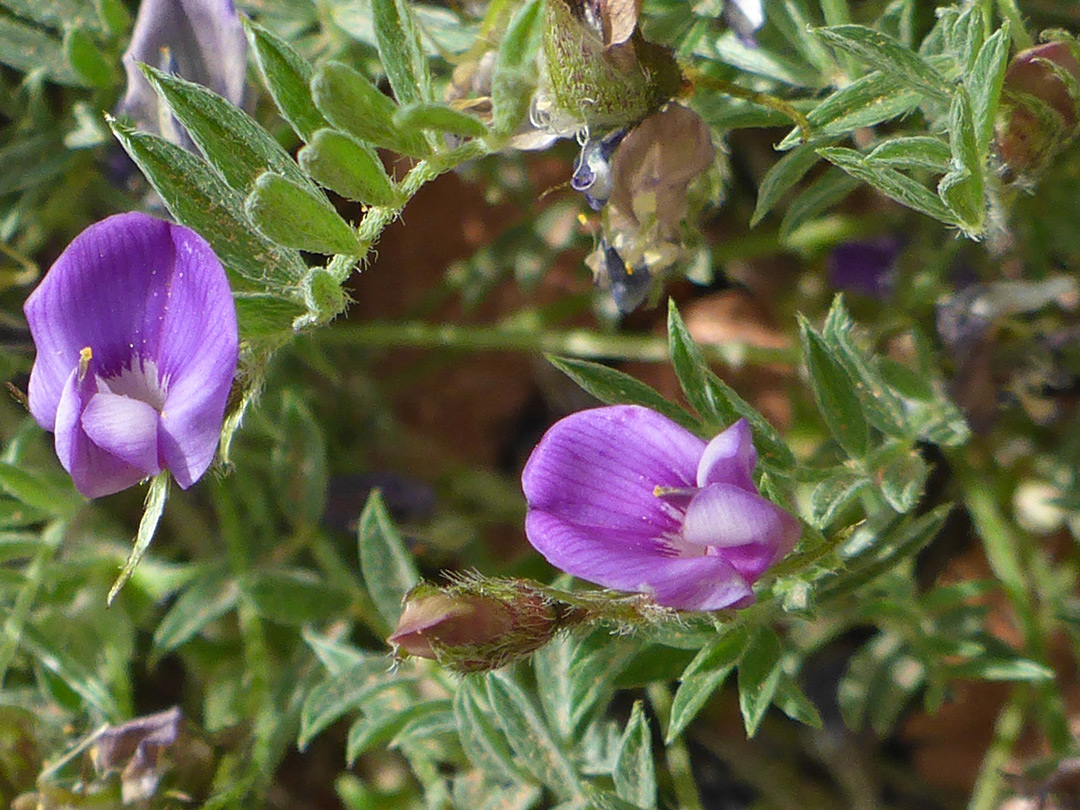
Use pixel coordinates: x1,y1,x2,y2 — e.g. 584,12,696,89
120,0,246,145
54,370,150,498
683,484,800,560
522,405,704,539
153,226,238,488
696,419,757,491
525,512,754,610
826,238,901,299
81,393,162,474
24,213,238,495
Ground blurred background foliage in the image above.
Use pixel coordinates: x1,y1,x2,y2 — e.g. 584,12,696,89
2,0,1080,809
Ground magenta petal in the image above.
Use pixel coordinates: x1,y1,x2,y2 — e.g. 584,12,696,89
522,406,704,538
81,393,162,475
683,484,801,559
696,418,757,491
525,512,754,610
54,371,148,499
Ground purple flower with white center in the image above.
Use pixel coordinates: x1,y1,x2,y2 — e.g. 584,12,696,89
24,213,238,498
522,406,799,611
119,0,247,147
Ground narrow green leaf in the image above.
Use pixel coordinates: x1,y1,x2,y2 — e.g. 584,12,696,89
394,102,488,138
491,0,544,136
0,12,83,85
246,569,351,625
613,702,656,810
770,0,833,73
866,136,952,173
20,624,120,720
737,627,784,737
152,565,239,654
453,679,526,784
716,31,825,88
667,302,796,470
1,0,101,32
109,119,306,289
245,19,326,141
586,787,646,810
809,470,870,529
944,657,1054,682
234,294,306,339
357,489,419,631
302,628,369,675
751,140,826,227
818,146,959,224
0,461,79,517
388,706,458,748
372,0,432,106
108,473,169,605
486,672,580,800
780,167,859,237
346,699,451,763
64,26,110,88
311,61,428,157
299,128,402,207
774,676,823,728
968,26,1010,155
940,89,984,234
667,627,748,743
299,661,409,749
777,70,924,150
800,316,871,458
821,295,910,437
143,65,317,196
546,355,698,433
246,172,360,255
877,449,929,513
815,24,951,100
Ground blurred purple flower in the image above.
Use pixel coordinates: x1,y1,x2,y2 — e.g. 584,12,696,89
119,0,246,146
24,213,238,498
522,406,799,611
826,237,902,299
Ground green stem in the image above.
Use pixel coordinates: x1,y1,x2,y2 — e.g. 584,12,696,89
213,480,277,788
688,72,812,142
0,520,64,686
308,320,799,367
995,0,1034,50
967,688,1026,810
646,683,706,810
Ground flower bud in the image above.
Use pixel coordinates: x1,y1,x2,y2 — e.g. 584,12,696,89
998,39,1080,177
388,580,578,672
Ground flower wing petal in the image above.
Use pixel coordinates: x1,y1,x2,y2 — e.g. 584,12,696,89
526,511,754,610
522,405,704,538
696,418,757,490
683,484,800,559
54,370,149,499
81,393,162,476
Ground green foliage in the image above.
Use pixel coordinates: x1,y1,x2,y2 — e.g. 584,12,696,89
5,1,1080,809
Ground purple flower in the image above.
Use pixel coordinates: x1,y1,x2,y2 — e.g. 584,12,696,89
522,406,799,611
24,213,238,498
119,0,247,146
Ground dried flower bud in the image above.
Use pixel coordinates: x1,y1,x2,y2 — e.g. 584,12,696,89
998,39,1080,177
388,579,580,672
539,0,681,134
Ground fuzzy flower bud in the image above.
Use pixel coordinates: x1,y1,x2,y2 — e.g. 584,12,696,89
998,39,1080,178
388,579,579,672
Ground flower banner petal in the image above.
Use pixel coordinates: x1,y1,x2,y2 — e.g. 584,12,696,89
522,405,704,538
